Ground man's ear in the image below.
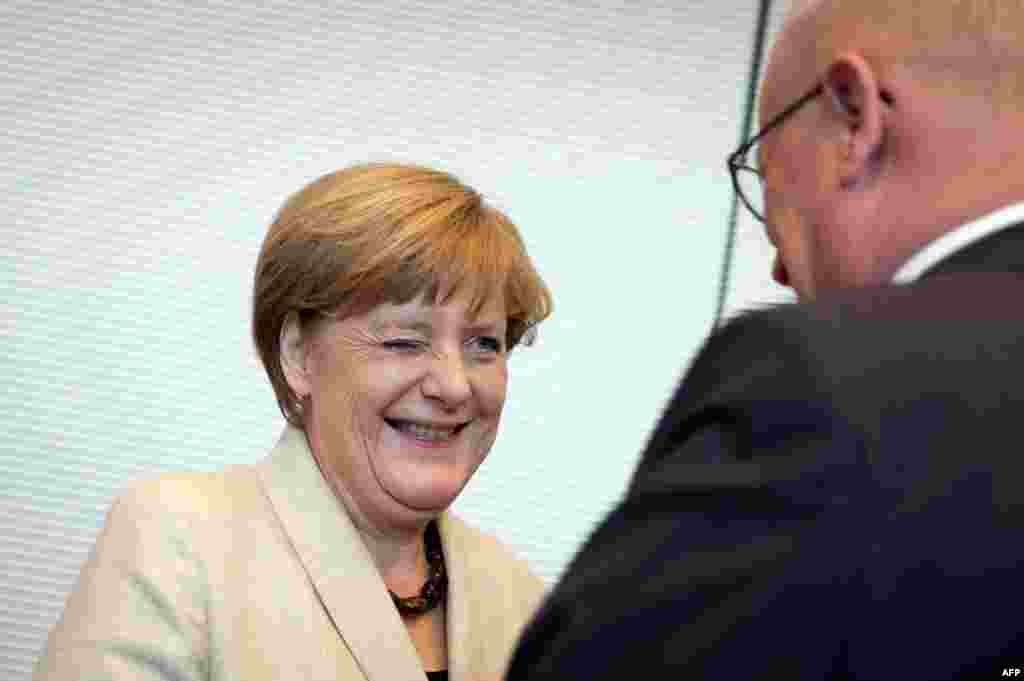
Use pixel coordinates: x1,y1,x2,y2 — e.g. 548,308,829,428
823,52,886,185
280,312,312,399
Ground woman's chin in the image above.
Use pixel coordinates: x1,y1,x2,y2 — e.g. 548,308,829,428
369,445,483,517
396,492,456,514
379,474,466,514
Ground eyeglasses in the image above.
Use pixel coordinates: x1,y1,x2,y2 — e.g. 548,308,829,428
727,84,823,223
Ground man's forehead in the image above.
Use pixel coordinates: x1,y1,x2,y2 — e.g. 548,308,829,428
786,0,825,21
758,52,801,125
759,3,823,121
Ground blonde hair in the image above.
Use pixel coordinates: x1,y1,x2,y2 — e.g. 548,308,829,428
253,162,553,425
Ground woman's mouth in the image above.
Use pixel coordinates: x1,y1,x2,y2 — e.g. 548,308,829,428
385,419,467,443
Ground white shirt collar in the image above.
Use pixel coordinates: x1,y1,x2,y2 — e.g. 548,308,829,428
891,201,1024,284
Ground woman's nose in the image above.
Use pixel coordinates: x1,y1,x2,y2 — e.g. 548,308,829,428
420,351,472,408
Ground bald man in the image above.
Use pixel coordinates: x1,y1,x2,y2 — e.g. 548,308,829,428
506,1,1024,677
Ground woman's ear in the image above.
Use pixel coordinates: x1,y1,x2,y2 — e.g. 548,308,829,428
280,312,312,399
823,52,886,185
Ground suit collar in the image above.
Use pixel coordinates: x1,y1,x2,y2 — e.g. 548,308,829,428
892,201,1024,282
255,426,426,681
436,513,490,681
254,427,493,681
924,220,1024,278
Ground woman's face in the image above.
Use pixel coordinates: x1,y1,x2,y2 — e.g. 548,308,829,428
301,287,508,535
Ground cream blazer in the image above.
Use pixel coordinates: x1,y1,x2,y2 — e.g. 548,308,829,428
34,426,545,681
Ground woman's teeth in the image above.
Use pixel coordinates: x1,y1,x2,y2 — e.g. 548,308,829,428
395,421,459,441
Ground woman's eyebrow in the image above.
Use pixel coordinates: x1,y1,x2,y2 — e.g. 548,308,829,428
371,318,433,335
464,321,505,335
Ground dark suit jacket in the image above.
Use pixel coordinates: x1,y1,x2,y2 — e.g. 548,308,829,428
507,225,1024,679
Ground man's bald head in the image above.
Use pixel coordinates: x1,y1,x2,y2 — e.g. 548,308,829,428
752,0,1024,299
773,0,1024,111
786,0,1022,49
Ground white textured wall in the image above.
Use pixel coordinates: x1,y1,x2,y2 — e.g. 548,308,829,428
2,1,790,677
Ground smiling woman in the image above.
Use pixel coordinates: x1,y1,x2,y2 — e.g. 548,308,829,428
284,291,510,530
34,163,553,681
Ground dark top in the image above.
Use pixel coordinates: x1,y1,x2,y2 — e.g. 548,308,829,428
426,671,448,681
507,223,1024,679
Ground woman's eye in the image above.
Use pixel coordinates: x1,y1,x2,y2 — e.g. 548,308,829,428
382,339,425,352
470,336,503,354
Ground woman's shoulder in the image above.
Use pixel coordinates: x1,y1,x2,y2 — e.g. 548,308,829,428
111,462,265,527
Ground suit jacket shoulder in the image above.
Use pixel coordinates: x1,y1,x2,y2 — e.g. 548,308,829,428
644,272,1024,475
509,273,1024,679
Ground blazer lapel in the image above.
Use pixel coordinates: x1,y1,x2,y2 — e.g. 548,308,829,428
255,427,426,681
438,514,471,681
439,514,498,681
